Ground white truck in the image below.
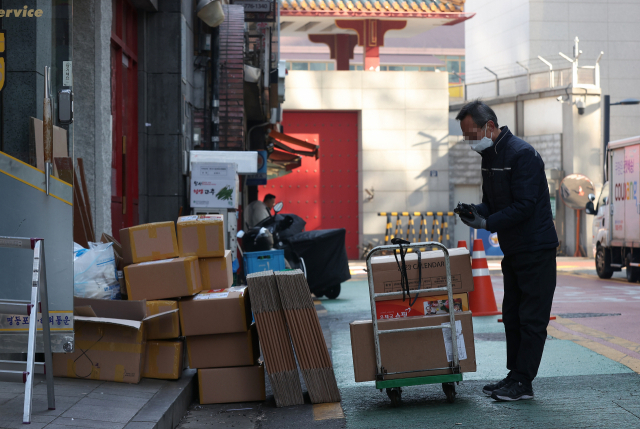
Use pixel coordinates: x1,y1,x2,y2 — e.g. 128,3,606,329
587,135,640,281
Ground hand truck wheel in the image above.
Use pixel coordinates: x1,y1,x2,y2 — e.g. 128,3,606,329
386,387,402,407
442,382,456,403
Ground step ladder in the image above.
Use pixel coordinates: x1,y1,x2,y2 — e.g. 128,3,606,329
0,236,55,423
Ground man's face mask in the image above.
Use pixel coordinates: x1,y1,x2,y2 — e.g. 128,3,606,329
468,124,493,153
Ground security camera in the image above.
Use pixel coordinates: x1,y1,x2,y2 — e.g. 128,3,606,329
576,99,585,115
556,96,563,103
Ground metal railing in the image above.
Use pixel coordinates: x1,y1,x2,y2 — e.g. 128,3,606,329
378,212,455,248
463,38,603,100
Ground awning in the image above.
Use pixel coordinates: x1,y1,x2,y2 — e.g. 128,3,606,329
268,130,319,159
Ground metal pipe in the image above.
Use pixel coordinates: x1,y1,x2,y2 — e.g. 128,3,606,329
603,95,610,183
43,66,53,196
516,61,530,93
537,56,554,88
484,66,499,96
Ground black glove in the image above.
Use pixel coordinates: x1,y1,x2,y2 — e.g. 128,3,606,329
455,202,486,230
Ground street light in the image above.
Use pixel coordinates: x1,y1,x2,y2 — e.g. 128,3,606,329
603,95,640,181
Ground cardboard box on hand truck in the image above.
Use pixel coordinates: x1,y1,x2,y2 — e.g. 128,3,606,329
350,312,476,382
53,298,173,383
375,293,469,319
370,248,474,301
124,256,202,301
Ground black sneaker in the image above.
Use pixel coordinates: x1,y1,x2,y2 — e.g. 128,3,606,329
491,381,534,401
482,376,512,396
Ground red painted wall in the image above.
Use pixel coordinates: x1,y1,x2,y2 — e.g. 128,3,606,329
259,111,359,259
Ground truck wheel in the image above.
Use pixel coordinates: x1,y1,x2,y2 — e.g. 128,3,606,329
627,265,640,283
596,247,614,279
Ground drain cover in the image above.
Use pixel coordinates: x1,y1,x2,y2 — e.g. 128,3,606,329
556,313,621,318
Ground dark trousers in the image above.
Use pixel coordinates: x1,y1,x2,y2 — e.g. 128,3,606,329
501,248,556,386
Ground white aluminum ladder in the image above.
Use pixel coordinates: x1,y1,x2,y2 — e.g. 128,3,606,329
0,236,55,423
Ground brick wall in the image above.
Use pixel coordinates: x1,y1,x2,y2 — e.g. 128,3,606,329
218,5,245,150
526,133,562,171
448,135,482,186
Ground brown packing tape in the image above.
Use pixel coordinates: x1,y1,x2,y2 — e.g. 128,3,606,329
200,260,210,289
123,266,132,296
147,342,160,377
127,222,179,263
146,300,178,316
183,257,202,295
115,365,125,383
74,340,144,354
198,370,204,405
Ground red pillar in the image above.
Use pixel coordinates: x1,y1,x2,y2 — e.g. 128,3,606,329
308,34,358,71
335,19,407,70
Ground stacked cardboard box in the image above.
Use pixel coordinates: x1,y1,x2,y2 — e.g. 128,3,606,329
142,300,183,380
247,272,304,407
53,298,174,383
179,287,264,404
247,270,340,407
118,220,218,382
350,248,477,382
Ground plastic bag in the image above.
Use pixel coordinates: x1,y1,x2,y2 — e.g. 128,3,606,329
73,242,121,299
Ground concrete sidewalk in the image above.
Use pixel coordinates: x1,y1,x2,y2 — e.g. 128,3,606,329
0,370,196,429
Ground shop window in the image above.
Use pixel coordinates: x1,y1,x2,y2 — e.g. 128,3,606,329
292,62,309,70
404,66,419,71
310,62,326,71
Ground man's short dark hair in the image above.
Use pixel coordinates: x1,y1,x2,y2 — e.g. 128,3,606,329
456,100,499,128
263,194,276,202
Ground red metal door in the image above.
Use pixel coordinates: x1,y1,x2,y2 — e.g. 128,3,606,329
111,0,138,241
260,111,359,259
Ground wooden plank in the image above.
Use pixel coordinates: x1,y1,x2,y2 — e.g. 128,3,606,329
77,159,96,242
54,157,73,185
73,171,90,249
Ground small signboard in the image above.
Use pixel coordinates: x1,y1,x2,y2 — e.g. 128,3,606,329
235,0,271,12
232,0,275,22
246,150,267,186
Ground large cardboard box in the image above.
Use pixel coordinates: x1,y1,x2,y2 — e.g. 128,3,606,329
198,365,265,404
177,215,225,258
142,340,183,380
190,162,239,209
350,312,476,382
186,325,258,369
371,248,473,301
179,286,251,336
145,300,181,339
375,293,469,319
124,256,202,301
199,250,233,290
120,222,179,265
53,298,168,384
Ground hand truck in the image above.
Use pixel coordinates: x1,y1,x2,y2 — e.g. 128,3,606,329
365,241,462,407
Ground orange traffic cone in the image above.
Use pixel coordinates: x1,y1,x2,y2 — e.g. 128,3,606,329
457,240,467,249
468,239,501,317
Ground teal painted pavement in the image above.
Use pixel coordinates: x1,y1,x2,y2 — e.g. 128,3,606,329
323,280,640,428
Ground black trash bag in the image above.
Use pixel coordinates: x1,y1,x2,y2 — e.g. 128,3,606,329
287,228,351,295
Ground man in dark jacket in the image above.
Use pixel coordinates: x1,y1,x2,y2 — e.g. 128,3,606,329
455,100,558,401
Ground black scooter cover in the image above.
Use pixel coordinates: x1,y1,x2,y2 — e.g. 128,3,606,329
287,228,351,293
